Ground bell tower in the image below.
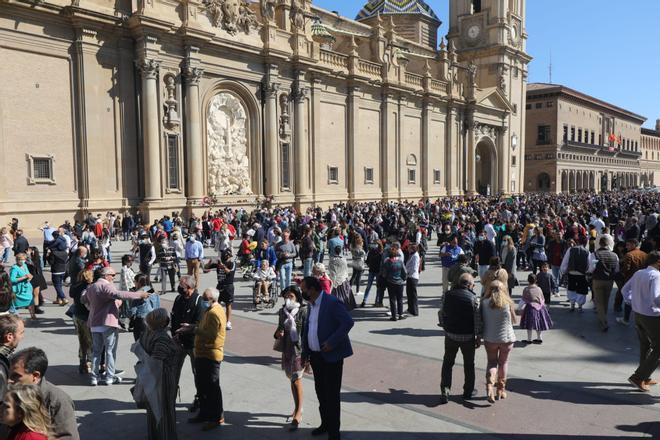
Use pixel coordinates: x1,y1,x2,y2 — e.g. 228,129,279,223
448,0,532,194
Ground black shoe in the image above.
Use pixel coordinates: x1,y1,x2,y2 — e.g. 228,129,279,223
389,317,397,321
462,389,478,400
440,387,450,404
188,416,206,424
532,339,543,344
522,340,531,344
311,426,328,436
360,302,366,308
34,307,45,315
189,397,200,413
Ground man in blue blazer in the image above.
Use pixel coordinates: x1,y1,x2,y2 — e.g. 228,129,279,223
301,276,354,440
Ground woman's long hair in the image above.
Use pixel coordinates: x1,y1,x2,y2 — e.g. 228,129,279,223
486,280,514,309
5,384,53,438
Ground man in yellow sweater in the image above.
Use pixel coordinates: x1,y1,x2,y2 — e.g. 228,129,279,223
176,287,227,431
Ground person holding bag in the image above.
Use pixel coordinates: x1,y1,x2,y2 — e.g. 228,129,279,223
273,286,308,430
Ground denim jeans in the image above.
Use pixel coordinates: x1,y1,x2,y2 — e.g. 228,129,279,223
303,258,314,277
551,265,561,293
279,261,293,290
91,327,119,382
1,247,10,263
52,274,66,300
362,272,377,303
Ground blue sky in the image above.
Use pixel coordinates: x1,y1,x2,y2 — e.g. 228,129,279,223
313,1,660,128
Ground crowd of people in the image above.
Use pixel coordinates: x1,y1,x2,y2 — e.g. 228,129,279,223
0,189,658,439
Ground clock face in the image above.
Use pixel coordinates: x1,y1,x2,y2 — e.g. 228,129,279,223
467,25,481,40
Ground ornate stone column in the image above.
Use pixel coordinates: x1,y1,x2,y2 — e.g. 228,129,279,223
292,82,308,203
182,65,204,202
264,81,280,196
445,107,459,195
137,58,161,202
466,118,476,195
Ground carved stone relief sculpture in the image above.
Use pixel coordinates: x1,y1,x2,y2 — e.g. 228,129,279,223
204,0,258,35
207,93,252,195
163,74,180,131
290,0,310,30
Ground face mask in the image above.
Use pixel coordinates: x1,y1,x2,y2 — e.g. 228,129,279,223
478,236,485,241
285,298,299,310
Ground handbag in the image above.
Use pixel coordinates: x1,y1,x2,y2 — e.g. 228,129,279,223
273,336,284,353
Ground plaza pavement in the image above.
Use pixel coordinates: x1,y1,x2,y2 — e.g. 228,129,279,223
17,239,660,439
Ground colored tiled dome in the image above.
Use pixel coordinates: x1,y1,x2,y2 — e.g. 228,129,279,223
356,0,440,23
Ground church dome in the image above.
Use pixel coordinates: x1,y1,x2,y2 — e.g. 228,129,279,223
355,0,440,23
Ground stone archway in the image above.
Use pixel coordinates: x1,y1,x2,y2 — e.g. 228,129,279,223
206,92,252,196
538,172,551,192
475,139,497,196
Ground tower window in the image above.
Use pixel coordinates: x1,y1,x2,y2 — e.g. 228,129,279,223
471,0,482,14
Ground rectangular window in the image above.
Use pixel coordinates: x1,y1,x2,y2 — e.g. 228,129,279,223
33,158,52,179
26,154,55,185
364,167,374,184
537,125,551,144
472,0,482,13
433,169,441,184
535,103,543,109
571,126,575,141
407,168,416,184
166,135,179,190
513,104,518,114
563,125,568,142
546,102,553,108
599,134,602,145
328,166,339,184
281,143,291,189
511,156,517,166
578,129,582,143
591,132,595,145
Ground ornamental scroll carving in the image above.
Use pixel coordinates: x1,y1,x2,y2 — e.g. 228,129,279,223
204,0,258,35
474,123,498,143
207,93,252,195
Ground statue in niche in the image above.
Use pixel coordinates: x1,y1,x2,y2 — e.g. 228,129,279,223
207,93,252,195
290,0,308,30
279,93,291,139
261,0,275,21
163,75,180,131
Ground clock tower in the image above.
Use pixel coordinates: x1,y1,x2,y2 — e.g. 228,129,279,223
448,0,532,194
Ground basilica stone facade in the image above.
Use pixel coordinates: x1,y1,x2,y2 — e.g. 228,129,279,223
0,0,529,226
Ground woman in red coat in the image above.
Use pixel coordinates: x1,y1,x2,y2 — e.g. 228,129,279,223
1,384,52,440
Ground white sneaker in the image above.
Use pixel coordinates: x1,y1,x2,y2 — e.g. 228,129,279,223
616,317,629,326
105,377,122,386
226,321,232,330
90,377,98,386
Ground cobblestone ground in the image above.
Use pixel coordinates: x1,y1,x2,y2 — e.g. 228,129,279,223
20,239,660,439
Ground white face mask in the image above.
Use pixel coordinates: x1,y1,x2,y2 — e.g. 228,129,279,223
285,298,299,311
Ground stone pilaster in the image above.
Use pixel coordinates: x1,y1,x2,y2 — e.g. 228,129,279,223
347,85,360,199
136,58,161,202
292,80,308,204
263,80,280,196
466,116,476,195
182,63,204,203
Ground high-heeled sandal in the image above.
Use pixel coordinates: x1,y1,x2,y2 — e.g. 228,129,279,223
486,376,496,403
496,379,508,400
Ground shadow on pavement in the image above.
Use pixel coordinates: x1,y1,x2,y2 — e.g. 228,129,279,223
508,378,660,406
369,327,445,338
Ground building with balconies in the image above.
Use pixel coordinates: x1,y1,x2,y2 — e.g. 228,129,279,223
524,83,644,193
